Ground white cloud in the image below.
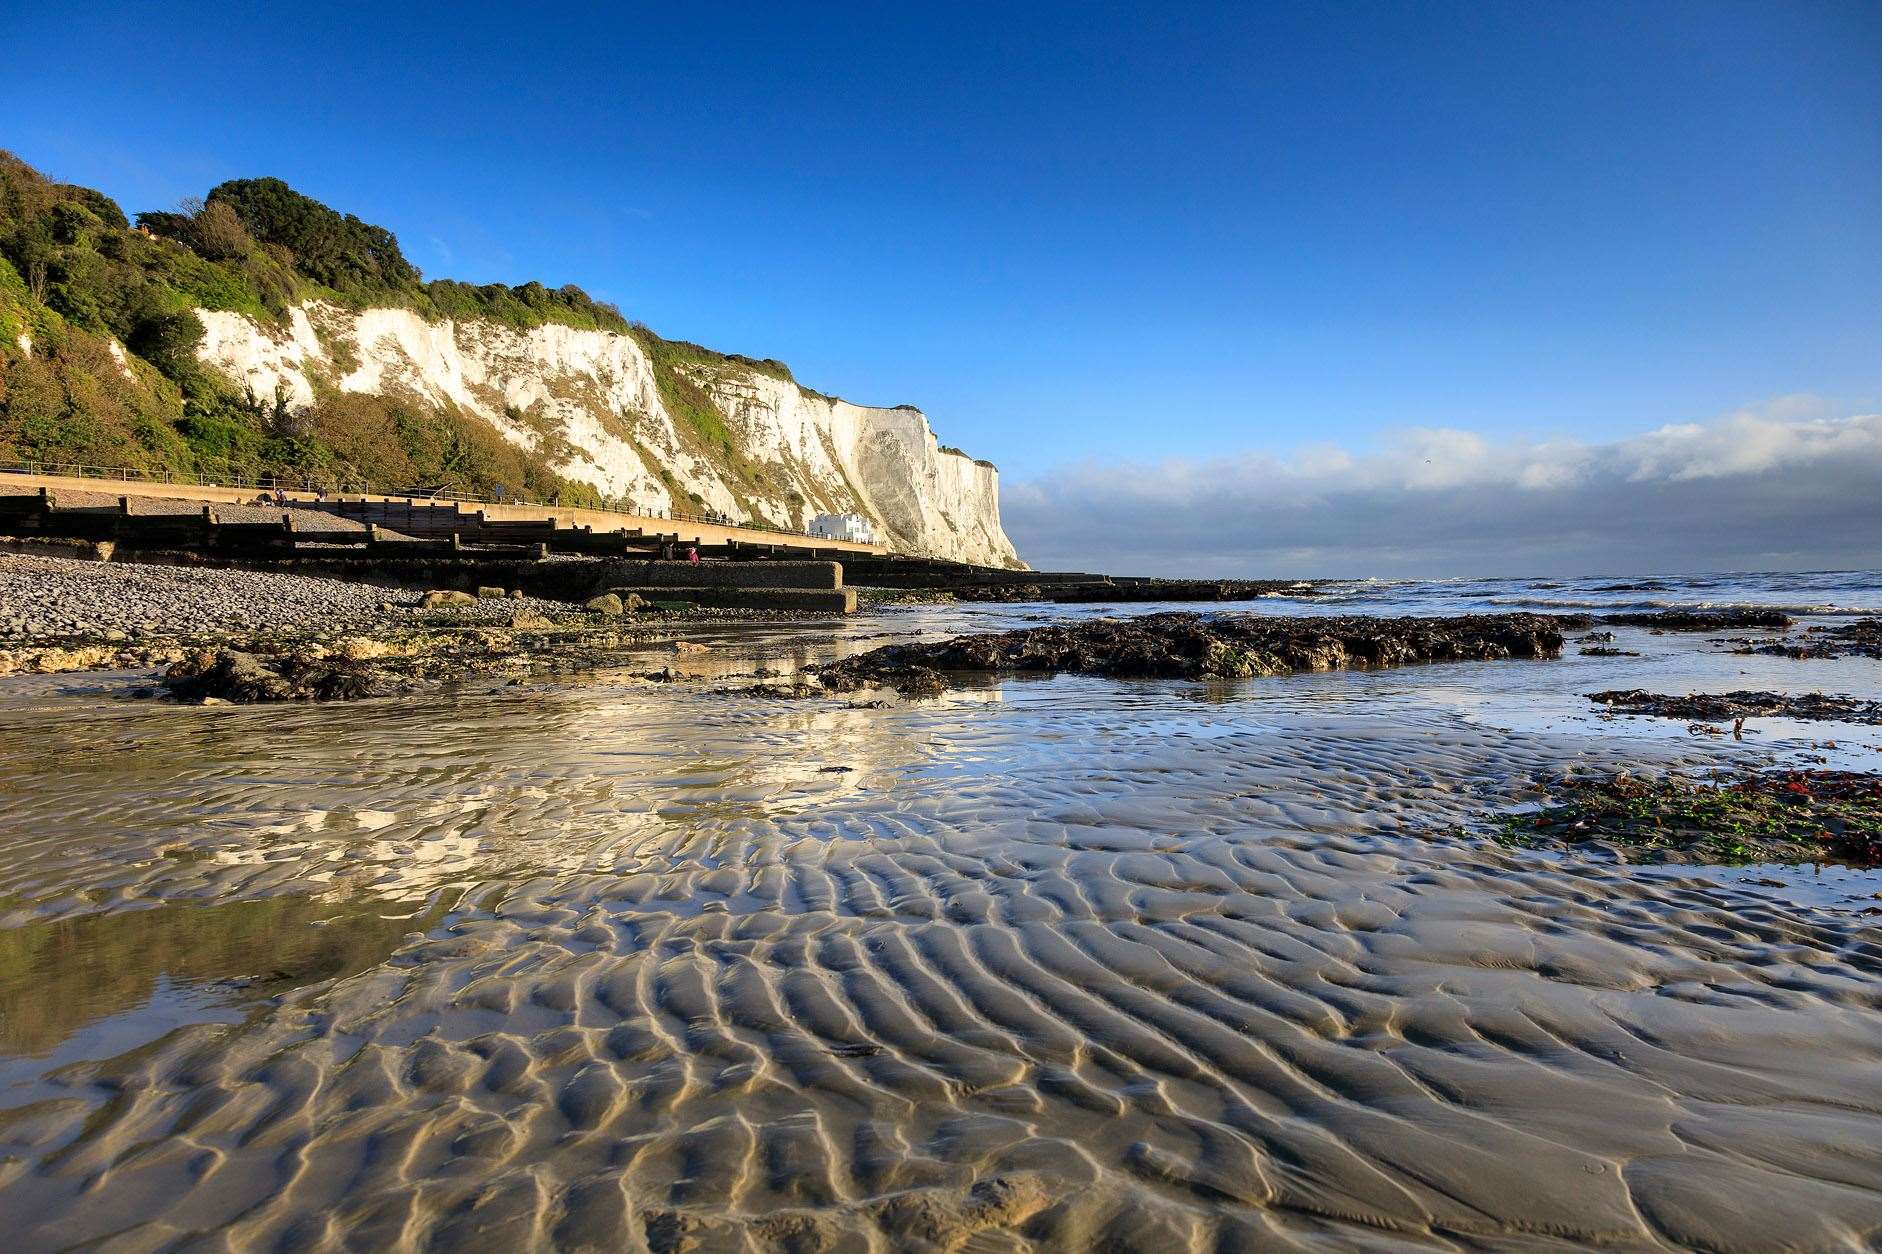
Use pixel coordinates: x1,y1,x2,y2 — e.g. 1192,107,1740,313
1003,403,1882,577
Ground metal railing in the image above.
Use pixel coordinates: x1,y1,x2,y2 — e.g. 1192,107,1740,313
0,460,864,544
0,459,310,492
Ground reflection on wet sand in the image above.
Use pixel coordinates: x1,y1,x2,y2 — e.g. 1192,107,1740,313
0,614,1877,1249
0,892,455,1085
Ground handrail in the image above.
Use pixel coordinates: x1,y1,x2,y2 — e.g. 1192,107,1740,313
0,460,853,543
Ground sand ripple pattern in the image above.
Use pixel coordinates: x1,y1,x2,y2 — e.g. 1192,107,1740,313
0,674,1879,1250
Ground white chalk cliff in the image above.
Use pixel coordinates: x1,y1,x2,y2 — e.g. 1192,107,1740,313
194,302,1023,567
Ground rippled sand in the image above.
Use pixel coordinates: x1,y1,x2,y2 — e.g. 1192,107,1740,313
0,615,1878,1250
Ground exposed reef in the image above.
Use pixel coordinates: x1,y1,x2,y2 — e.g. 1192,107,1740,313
1704,618,1882,660
158,626,675,703
1599,607,1793,631
1497,769,1882,865
811,611,1566,697
1821,617,1882,658
164,648,389,702
1589,688,1882,726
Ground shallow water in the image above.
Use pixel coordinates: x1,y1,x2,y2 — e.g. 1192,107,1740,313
0,590,1878,1249
1292,567,1882,617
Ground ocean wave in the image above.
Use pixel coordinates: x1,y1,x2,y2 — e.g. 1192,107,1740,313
1485,596,1879,615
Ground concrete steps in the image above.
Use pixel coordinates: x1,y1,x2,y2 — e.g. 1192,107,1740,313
607,586,858,613
595,559,858,613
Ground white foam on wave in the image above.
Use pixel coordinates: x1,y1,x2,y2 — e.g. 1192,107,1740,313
1485,596,1880,615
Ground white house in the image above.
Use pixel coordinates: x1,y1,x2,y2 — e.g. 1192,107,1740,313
808,511,878,544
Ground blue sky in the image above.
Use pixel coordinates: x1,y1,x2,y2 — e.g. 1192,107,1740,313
9,2,1879,549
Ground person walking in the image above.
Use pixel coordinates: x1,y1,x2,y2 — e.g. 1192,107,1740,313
686,545,699,566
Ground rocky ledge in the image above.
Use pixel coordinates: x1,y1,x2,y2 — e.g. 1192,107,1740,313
1729,617,1882,660
158,626,660,703
1708,613,1882,655
810,611,1566,697
1823,617,1882,658
1598,607,1793,631
1589,688,1882,726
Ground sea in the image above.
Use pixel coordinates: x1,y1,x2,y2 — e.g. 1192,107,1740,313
1290,568,1882,618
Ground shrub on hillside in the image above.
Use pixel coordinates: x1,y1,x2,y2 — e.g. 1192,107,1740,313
207,177,421,301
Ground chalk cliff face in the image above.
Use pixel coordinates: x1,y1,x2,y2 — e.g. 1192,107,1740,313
194,302,1023,567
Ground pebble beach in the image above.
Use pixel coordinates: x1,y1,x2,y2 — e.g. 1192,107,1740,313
0,552,569,644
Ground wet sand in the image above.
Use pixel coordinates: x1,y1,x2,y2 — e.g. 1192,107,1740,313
0,609,1878,1249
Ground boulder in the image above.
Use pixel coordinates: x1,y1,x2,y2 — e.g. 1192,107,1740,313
163,649,384,703
583,591,644,615
476,586,507,599
169,650,292,701
333,636,400,661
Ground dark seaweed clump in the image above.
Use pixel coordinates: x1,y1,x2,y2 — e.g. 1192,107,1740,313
1600,608,1793,631
1806,618,1882,659
1589,689,1882,726
1727,619,1882,660
1498,770,1882,865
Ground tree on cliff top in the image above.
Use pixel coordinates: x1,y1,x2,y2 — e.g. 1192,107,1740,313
205,177,421,301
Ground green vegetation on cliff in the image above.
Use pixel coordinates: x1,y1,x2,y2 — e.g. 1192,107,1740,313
0,152,640,501
128,175,635,333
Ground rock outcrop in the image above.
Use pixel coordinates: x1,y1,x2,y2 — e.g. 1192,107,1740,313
1588,689,1882,725
1599,607,1792,630
195,303,1022,568
811,611,1567,696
